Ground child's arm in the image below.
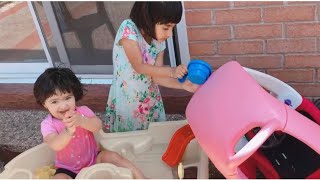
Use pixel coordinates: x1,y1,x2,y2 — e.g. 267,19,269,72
153,75,199,92
64,112,102,133
78,115,102,133
121,38,187,79
43,130,75,151
152,51,199,92
151,53,182,88
153,76,182,89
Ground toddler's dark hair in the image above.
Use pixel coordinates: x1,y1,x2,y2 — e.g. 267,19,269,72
130,1,183,39
33,67,86,105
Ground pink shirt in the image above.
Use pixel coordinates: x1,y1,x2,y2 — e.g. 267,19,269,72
41,106,99,173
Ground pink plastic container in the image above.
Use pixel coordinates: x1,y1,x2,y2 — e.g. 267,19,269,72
186,61,320,178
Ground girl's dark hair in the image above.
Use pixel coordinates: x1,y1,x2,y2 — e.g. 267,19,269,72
33,67,86,105
130,1,183,39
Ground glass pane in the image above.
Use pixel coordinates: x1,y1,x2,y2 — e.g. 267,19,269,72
49,2,126,66
50,2,171,66
33,2,61,65
0,1,46,63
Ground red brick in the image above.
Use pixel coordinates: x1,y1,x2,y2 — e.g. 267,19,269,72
0,84,109,112
200,57,235,69
287,1,318,5
267,69,314,83
184,1,230,9
285,55,320,68
187,26,230,41
199,56,281,70
158,87,193,114
189,43,216,56
215,8,261,24
290,83,320,97
218,41,263,55
267,39,316,53
0,84,192,114
318,5,320,22
235,24,282,39
317,69,320,81
185,10,212,26
287,23,320,38
264,6,315,22
234,1,283,7
236,55,282,69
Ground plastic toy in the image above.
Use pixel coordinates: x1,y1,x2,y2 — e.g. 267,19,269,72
178,162,184,179
0,120,208,179
162,124,195,167
243,67,320,121
186,61,320,178
34,164,56,179
241,68,320,178
178,59,212,85
242,64,320,178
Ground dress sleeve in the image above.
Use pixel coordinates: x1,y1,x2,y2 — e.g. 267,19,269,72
116,19,139,45
41,116,58,138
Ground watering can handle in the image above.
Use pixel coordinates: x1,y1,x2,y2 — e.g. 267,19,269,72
178,74,188,83
229,123,276,169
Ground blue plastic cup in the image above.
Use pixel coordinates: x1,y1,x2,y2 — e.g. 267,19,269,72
178,59,212,85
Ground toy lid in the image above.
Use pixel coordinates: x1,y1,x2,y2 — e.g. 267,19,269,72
188,60,213,73
188,70,208,85
188,60,212,85
178,60,213,84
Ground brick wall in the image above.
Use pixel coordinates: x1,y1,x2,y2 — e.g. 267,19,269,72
0,84,192,114
184,1,320,99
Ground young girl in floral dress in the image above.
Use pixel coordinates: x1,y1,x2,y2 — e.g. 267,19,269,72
106,2,199,132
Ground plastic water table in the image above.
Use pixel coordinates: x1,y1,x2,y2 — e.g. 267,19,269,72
0,120,208,179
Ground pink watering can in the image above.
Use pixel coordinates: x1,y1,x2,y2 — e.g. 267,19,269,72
186,61,320,178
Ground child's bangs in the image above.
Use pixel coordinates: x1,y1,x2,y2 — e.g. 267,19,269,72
151,2,182,24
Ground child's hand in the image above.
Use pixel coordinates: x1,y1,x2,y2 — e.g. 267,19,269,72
181,79,200,93
66,126,76,135
63,111,76,134
172,65,188,79
63,111,83,132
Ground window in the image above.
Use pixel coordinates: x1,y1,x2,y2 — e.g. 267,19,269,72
0,1,190,84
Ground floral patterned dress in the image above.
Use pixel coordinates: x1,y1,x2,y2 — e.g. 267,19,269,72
105,19,166,132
